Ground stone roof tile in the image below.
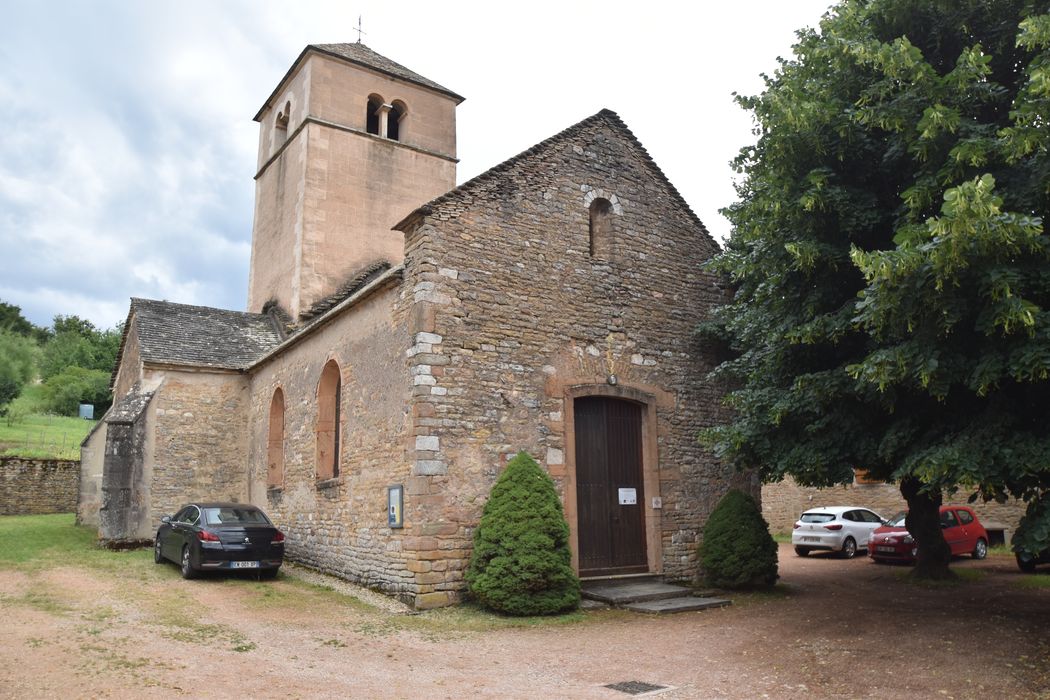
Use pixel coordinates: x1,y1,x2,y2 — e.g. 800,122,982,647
129,298,283,370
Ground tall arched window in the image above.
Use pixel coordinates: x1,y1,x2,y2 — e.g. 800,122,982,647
267,388,285,488
589,197,613,258
388,100,407,141
316,360,341,481
366,94,384,136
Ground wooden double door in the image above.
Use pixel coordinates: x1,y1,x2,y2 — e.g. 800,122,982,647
574,396,647,576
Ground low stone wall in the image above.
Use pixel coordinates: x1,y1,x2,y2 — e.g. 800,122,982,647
0,457,79,515
762,476,1027,540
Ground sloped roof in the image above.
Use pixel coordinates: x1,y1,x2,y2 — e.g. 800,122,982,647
255,42,464,120
128,298,283,370
393,109,714,247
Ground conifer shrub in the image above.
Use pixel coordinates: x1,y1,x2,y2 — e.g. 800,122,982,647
699,489,778,589
465,451,580,615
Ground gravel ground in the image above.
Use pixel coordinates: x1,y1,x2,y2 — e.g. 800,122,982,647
1,544,1048,699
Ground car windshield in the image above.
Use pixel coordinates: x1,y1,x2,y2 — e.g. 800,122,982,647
202,507,270,526
800,513,836,523
886,511,907,527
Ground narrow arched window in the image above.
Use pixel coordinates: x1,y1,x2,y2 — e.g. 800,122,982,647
274,101,290,150
316,360,342,481
589,197,613,257
267,388,285,488
366,94,384,136
388,100,407,142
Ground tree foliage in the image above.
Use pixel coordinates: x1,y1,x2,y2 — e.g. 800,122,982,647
699,490,778,589
465,451,580,616
40,367,112,417
0,301,49,344
39,315,121,381
0,331,38,415
703,0,1050,577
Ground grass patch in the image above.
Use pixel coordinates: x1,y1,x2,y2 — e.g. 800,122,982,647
1015,574,1050,589
0,513,155,578
0,412,97,460
772,533,792,544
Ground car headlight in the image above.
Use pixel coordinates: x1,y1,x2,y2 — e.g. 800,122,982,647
903,535,914,544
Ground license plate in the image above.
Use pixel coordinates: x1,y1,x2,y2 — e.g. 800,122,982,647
231,561,260,569
876,546,895,553
802,537,819,543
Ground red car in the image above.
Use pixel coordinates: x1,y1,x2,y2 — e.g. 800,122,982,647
869,505,988,563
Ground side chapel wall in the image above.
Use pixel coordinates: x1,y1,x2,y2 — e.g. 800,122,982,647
148,370,251,528
246,282,417,600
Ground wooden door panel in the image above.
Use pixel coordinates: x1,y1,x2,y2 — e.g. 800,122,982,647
574,397,647,576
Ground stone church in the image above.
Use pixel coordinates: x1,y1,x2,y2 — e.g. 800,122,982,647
79,42,753,609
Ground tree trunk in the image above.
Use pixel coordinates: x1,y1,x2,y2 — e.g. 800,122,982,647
900,477,954,580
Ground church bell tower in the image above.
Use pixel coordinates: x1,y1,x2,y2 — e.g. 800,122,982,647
246,43,463,319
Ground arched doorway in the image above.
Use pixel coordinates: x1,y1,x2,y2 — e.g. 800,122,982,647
574,396,647,576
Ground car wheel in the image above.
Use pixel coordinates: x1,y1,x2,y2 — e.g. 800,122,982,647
972,538,988,560
1017,554,1036,573
794,546,810,557
180,546,197,580
154,536,164,564
841,537,857,559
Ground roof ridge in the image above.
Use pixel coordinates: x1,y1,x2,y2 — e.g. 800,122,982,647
394,109,714,247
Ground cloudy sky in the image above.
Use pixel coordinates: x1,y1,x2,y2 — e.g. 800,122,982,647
0,0,833,330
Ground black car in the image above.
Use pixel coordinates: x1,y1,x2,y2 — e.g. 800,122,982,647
154,502,285,579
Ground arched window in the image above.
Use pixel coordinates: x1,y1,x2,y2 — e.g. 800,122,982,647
589,197,613,258
267,388,285,488
274,100,290,149
388,100,407,141
366,94,384,136
316,360,341,481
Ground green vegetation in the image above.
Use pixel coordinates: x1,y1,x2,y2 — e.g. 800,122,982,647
0,412,97,460
0,331,38,415
701,0,1050,580
699,490,779,589
1015,573,1050,589
0,302,117,458
465,451,580,616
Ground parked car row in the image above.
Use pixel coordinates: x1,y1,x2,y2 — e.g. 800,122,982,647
791,504,991,564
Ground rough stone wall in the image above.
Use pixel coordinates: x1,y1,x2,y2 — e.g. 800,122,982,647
149,371,251,529
0,458,79,515
246,282,416,601
396,116,749,604
112,319,143,402
78,420,106,526
762,477,1028,538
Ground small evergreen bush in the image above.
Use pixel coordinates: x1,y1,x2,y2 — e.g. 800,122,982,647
699,489,778,589
465,451,580,615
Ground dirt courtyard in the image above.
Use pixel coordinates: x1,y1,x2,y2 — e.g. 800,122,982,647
2,540,1048,699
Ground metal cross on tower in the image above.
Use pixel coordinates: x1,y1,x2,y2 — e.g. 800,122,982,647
354,15,366,43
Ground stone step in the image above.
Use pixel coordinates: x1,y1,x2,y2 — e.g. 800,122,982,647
623,596,732,614
580,579,695,605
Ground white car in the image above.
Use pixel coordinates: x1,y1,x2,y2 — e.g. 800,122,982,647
792,506,885,558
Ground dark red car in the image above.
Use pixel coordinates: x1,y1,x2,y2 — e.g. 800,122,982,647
869,505,988,563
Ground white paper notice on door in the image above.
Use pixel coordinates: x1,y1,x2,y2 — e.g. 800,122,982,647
618,488,637,505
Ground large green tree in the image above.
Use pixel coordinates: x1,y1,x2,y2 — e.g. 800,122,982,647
704,0,1050,578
